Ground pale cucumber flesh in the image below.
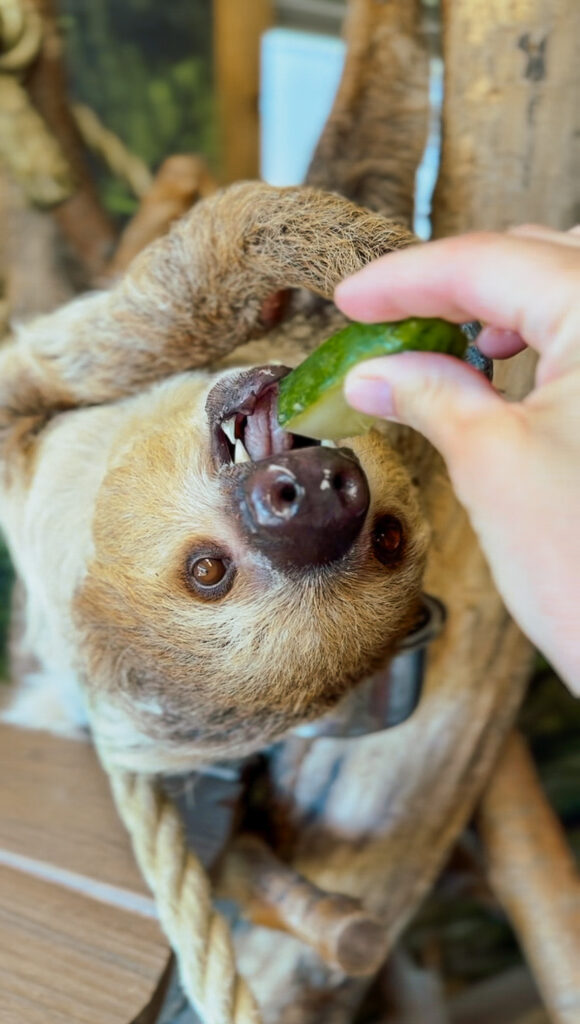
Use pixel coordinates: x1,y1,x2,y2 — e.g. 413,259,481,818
283,382,377,441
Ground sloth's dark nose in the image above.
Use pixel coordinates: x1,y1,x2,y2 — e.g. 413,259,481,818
237,448,370,569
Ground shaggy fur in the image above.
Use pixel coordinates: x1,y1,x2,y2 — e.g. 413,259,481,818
0,182,429,773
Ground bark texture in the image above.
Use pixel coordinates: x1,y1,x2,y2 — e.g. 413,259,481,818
213,0,272,183
26,0,116,282
479,733,580,1024
433,0,580,236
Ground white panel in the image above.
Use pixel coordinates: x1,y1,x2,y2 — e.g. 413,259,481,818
260,28,345,186
260,30,442,238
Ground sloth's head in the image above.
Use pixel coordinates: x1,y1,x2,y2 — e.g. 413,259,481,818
76,364,429,773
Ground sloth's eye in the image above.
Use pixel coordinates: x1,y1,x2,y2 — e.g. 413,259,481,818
372,515,405,566
186,553,235,600
193,557,227,585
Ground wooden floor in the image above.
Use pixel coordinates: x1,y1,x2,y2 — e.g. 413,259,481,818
0,724,169,1024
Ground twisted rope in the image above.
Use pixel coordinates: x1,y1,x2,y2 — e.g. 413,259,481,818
0,0,42,72
0,0,150,209
105,764,262,1024
0,0,26,52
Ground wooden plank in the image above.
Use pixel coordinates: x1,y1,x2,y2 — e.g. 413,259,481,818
0,724,148,894
0,725,169,1021
0,864,167,1024
213,0,273,182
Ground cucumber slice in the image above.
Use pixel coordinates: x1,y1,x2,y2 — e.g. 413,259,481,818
277,317,467,441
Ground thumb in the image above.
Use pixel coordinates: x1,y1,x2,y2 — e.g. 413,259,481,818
344,351,505,463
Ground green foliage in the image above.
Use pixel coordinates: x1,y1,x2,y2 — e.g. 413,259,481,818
59,0,216,218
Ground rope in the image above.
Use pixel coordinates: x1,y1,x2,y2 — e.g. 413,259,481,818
0,0,74,205
0,0,42,73
0,0,25,51
105,764,262,1024
0,1,150,207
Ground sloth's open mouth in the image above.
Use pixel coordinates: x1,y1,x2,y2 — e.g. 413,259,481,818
206,365,329,468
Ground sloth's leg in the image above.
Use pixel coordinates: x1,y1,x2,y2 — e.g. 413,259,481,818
306,0,429,225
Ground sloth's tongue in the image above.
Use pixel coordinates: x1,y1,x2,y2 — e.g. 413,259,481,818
243,388,293,461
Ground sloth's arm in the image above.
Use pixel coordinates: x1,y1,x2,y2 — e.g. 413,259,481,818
306,0,428,226
0,183,412,458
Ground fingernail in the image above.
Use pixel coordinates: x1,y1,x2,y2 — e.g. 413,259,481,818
344,376,395,418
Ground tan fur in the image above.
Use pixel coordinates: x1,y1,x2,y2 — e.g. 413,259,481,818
0,183,428,773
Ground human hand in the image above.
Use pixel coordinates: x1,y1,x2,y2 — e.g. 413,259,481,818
335,226,580,692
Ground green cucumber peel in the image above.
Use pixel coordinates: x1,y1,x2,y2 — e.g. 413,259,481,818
277,317,468,441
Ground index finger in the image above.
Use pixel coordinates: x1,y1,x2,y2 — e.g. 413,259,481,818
334,231,580,360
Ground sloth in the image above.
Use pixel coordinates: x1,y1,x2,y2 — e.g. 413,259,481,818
0,183,430,773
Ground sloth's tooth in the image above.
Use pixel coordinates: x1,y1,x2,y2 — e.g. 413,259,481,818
234,438,251,464
221,417,236,445
321,439,337,448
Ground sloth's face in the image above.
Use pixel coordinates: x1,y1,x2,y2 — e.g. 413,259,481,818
76,367,430,773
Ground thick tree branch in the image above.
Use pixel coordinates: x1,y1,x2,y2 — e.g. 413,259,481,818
479,732,580,1024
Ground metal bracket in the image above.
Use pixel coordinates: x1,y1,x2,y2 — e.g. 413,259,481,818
295,594,447,738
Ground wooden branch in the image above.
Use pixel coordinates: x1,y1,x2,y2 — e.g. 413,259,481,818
25,0,116,283
72,102,152,199
479,732,580,1024
218,835,389,976
433,0,580,236
430,0,580,407
213,0,273,182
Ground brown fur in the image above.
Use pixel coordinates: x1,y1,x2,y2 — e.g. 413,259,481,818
106,155,218,280
0,182,429,772
307,0,429,223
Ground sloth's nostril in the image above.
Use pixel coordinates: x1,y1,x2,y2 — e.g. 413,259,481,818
278,483,298,504
236,448,370,569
